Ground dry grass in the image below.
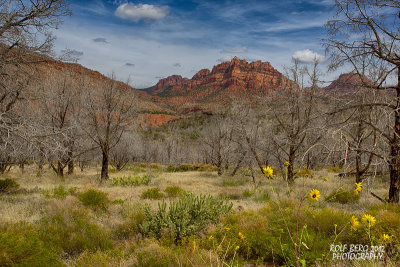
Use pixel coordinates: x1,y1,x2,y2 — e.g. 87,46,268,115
0,163,389,226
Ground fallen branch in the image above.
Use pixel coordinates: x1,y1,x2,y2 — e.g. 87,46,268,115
370,192,387,203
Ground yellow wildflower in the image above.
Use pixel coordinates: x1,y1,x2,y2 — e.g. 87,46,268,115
263,166,274,178
381,234,391,245
308,189,320,201
284,161,290,167
354,182,362,195
362,214,376,227
235,245,240,250
324,177,328,182
224,227,231,231
351,216,359,231
238,232,246,240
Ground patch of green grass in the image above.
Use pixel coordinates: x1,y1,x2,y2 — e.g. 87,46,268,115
0,178,19,193
141,188,164,200
325,189,360,204
164,185,186,198
43,185,77,199
78,189,110,211
111,175,151,186
39,206,113,256
222,178,247,186
0,222,61,266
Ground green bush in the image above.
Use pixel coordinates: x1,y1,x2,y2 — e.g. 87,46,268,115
78,189,110,211
43,185,77,199
140,193,232,243
328,166,342,173
242,189,254,198
39,206,113,256
113,202,146,240
203,200,357,266
141,187,164,200
325,189,360,204
0,223,61,267
164,185,185,198
111,175,151,186
0,178,19,193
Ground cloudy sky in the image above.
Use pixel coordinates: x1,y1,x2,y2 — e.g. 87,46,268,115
54,0,334,88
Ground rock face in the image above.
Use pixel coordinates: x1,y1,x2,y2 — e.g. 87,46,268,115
324,73,375,95
147,57,293,105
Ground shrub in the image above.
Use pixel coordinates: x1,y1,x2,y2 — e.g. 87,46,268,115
111,175,151,186
203,201,358,266
325,189,360,204
242,189,254,198
0,178,19,193
328,166,342,173
43,185,77,199
141,188,164,200
78,189,110,211
164,185,185,198
140,194,233,243
39,206,113,256
254,189,271,202
166,164,216,172
0,223,61,266
113,202,146,240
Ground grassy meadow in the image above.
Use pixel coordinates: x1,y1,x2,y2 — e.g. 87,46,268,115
0,163,399,266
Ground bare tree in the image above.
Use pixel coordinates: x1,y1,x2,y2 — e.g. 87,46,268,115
325,0,400,202
82,75,136,181
268,60,323,182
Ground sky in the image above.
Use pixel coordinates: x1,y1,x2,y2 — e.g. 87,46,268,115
54,0,335,88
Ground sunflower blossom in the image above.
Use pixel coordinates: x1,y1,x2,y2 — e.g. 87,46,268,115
308,189,320,201
362,214,376,227
263,166,274,178
238,232,246,240
284,161,290,167
381,234,391,245
354,182,362,195
351,216,359,231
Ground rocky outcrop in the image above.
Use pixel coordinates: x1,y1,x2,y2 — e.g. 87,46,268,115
148,57,293,105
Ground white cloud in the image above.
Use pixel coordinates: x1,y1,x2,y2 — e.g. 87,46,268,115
220,46,248,54
115,3,169,22
292,49,325,63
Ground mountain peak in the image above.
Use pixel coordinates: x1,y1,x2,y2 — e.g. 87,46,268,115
148,58,291,108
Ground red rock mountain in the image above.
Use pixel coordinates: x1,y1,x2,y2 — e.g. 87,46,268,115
324,73,376,95
146,57,294,107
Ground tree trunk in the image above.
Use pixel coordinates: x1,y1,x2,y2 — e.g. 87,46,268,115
101,149,109,180
67,149,74,175
388,73,400,203
287,146,295,182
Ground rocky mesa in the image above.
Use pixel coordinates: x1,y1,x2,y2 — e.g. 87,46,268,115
146,57,294,107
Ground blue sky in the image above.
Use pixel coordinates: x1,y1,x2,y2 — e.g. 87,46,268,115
54,0,334,88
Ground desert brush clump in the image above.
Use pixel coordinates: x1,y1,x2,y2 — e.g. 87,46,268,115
43,185,77,199
0,178,19,193
141,187,164,199
140,193,233,243
39,205,113,256
78,189,110,211
0,222,61,267
325,188,360,204
164,185,186,198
